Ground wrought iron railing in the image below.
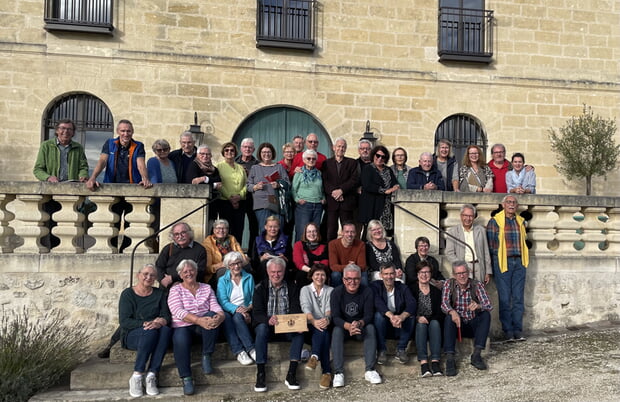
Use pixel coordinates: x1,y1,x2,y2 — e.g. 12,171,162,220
44,0,114,34
438,7,494,62
256,0,316,50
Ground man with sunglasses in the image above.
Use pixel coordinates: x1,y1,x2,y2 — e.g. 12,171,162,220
291,133,327,172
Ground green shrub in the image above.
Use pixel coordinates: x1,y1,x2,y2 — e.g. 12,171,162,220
0,308,90,402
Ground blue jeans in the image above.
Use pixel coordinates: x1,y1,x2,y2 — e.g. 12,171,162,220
443,310,490,354
294,202,323,241
254,323,304,364
222,311,255,355
374,312,414,352
330,271,369,288
331,323,376,373
172,312,220,378
493,256,527,335
125,325,172,374
415,319,442,361
309,325,332,374
255,208,284,234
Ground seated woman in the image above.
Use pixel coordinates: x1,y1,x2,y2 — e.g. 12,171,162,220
412,260,445,377
365,219,404,282
202,218,250,287
217,252,256,366
254,215,290,283
404,236,445,290
299,263,333,389
292,222,329,287
167,259,225,396
120,264,172,398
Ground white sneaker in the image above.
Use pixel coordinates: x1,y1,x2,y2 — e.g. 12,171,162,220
237,350,253,366
333,373,345,387
129,374,143,397
365,370,382,384
249,348,257,362
145,373,159,396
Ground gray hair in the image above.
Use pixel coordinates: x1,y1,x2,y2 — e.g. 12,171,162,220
223,251,244,269
452,260,469,274
151,139,171,153
180,131,195,141
212,219,229,230
334,137,347,146
491,143,506,153
266,257,287,271
460,204,477,216
502,195,518,204
343,263,362,276
168,222,194,242
358,139,372,148
240,138,255,147
176,259,198,274
138,263,156,274
419,152,433,160
303,149,318,160
197,144,211,153
365,219,386,242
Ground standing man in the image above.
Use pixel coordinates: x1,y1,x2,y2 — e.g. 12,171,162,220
235,138,259,256
292,135,305,154
330,264,382,387
441,261,493,376
486,195,529,342
328,222,367,287
322,138,359,241
433,139,459,191
168,131,197,183
354,139,373,237
488,143,510,193
445,204,492,284
291,133,327,172
371,264,416,365
406,152,445,190
252,257,304,392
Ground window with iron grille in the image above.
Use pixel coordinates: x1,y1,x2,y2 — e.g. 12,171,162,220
43,93,114,177
256,0,316,50
438,0,493,63
434,114,487,164
44,0,114,34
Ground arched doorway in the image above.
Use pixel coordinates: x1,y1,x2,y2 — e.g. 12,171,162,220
434,113,487,164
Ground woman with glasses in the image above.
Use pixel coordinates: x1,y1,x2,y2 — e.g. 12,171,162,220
404,236,445,290
458,145,493,193
358,145,399,237
292,149,325,242
365,219,403,282
147,139,177,184
278,142,297,179
216,142,247,244
202,219,250,287
188,145,223,226
390,147,410,190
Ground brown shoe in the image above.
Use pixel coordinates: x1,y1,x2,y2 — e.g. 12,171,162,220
319,373,331,389
306,355,319,370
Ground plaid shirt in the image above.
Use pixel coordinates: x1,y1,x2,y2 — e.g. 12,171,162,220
441,279,492,322
487,215,522,257
267,282,289,316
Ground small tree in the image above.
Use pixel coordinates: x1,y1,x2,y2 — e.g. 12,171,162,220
549,104,619,195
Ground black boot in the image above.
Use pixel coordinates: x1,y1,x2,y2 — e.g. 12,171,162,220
285,361,300,390
254,364,267,392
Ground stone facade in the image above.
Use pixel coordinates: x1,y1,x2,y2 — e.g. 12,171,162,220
0,0,618,195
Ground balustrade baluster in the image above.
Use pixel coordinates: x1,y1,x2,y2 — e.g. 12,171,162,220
123,196,155,254
13,194,49,253
86,196,120,253
50,195,86,253
580,207,607,255
527,206,557,256
0,194,16,253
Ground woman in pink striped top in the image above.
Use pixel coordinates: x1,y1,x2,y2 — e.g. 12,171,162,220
167,259,225,395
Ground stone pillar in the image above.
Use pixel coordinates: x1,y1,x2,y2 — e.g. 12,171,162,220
0,194,16,253
554,206,582,255
605,208,620,255
123,196,155,254
527,205,557,256
51,195,86,254
86,196,120,254
13,194,48,253
580,207,607,255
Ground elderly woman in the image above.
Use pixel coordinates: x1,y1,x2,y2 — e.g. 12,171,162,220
458,145,494,193
216,252,256,366
404,236,445,290
359,145,400,238
299,263,333,389
254,215,290,282
365,219,403,282
278,142,297,179
216,142,247,244
188,145,223,224
120,264,172,398
292,149,325,242
202,218,250,287
411,260,444,377
147,139,177,184
507,152,536,194
168,259,225,396
292,222,329,287
390,147,410,190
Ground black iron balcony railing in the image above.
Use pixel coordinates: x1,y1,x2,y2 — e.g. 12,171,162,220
438,7,494,63
44,0,114,34
256,0,316,50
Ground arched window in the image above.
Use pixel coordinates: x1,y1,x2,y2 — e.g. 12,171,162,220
434,114,486,163
42,93,114,177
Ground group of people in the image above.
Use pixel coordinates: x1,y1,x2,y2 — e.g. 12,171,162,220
34,120,531,395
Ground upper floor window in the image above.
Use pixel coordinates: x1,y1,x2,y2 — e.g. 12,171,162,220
434,114,486,163
43,93,114,178
438,0,493,63
256,0,316,50
44,0,114,35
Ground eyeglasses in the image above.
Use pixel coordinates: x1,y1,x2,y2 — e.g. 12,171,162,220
343,277,361,283
374,153,387,160
418,271,431,275
493,151,506,154
307,140,318,144
468,152,479,155
305,157,317,161
198,152,211,156
155,148,170,152
455,271,469,276
229,261,243,267
172,231,188,237
141,272,157,278
57,126,74,132
224,148,235,153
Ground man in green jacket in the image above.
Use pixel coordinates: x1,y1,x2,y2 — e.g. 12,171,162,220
33,119,89,182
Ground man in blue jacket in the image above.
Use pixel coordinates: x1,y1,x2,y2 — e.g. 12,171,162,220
371,264,416,365
406,152,445,191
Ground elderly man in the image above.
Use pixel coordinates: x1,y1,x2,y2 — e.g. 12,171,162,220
156,222,208,289
371,264,416,365
235,138,259,255
433,139,459,191
328,222,368,287
322,138,360,241
487,143,510,193
292,135,304,154
441,261,492,376
34,119,89,183
252,257,304,392
168,131,197,183
487,195,529,342
407,152,445,190
291,133,327,172
445,204,492,284
331,264,382,387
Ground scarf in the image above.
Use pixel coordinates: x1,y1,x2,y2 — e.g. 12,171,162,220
194,158,215,175
300,166,320,184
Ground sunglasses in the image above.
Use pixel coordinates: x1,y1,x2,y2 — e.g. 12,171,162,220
374,153,387,160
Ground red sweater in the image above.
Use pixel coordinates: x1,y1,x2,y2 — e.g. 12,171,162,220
328,238,367,273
